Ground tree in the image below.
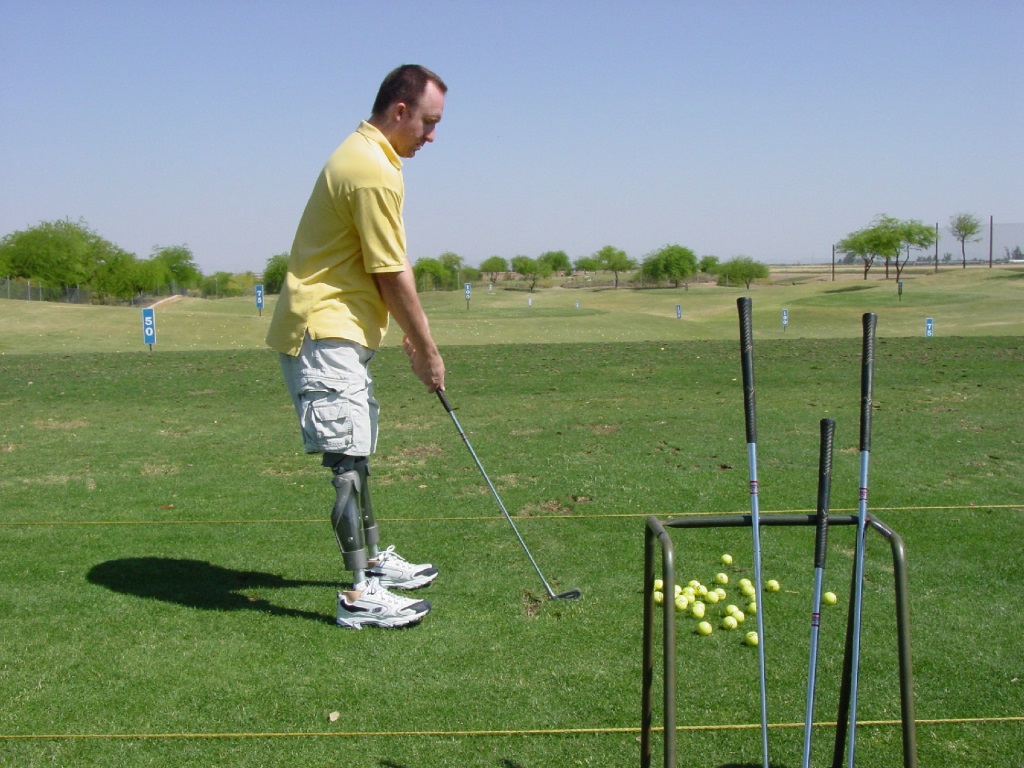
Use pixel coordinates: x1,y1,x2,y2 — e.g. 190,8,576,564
698,255,720,274
716,256,769,289
640,244,698,288
438,251,464,289
0,218,100,297
202,271,238,297
263,253,289,294
894,219,937,281
479,255,508,283
538,250,571,275
510,255,551,291
134,256,172,295
948,213,982,269
837,215,902,280
412,257,450,291
594,245,635,289
90,246,141,302
151,245,202,291
573,255,602,273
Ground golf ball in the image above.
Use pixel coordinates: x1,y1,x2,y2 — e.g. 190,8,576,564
722,615,738,630
823,591,838,605
766,579,781,592
745,631,759,647
697,621,713,636
721,553,733,565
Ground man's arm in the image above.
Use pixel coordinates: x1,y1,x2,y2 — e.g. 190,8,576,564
374,262,445,392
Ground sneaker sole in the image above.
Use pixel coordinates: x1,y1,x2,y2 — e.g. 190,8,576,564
336,610,429,630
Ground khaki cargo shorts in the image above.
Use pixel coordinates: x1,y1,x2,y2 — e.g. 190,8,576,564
279,335,379,455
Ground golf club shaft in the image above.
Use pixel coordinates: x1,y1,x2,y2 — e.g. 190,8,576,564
848,312,877,767
436,390,580,600
738,297,770,768
803,418,834,768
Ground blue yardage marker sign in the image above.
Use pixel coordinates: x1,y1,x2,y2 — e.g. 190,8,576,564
926,317,934,337
256,284,264,317
782,308,789,330
142,307,156,349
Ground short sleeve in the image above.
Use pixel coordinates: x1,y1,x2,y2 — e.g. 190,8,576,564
349,186,406,273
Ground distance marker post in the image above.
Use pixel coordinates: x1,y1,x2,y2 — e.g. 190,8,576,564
256,284,264,317
141,307,156,351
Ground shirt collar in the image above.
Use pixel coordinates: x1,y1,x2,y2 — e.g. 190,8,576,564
357,121,403,170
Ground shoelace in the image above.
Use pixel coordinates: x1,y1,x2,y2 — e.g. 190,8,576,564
362,577,411,606
376,545,409,567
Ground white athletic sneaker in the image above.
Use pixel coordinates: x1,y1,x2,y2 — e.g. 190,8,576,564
367,545,439,590
335,577,431,630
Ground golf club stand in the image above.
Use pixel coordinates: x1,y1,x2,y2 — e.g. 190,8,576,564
639,512,917,768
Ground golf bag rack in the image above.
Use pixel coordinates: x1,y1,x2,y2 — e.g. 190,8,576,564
640,512,917,768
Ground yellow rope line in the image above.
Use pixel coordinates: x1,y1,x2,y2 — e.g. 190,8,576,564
1,716,1021,741
1,503,1020,527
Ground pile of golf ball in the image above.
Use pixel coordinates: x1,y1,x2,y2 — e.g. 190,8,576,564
651,553,837,646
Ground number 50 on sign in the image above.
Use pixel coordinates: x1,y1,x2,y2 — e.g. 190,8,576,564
142,307,156,350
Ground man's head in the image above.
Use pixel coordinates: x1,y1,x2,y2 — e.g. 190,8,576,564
369,65,447,159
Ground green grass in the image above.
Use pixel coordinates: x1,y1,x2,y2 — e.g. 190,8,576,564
1,273,1023,767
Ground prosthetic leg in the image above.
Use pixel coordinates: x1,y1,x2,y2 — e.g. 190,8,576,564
326,453,433,629
324,453,379,583
324,452,439,592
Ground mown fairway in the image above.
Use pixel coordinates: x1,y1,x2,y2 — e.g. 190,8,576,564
1,269,1022,767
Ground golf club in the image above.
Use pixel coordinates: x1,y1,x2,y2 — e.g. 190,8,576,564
802,417,835,768
847,311,877,766
737,296,770,768
436,389,582,601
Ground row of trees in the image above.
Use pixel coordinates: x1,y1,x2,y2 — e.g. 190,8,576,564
836,212,986,280
413,245,770,292
0,218,261,301
2,219,776,304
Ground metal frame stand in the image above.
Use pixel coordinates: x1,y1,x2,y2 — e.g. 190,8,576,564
640,512,917,768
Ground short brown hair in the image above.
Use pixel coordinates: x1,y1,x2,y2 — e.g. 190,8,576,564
371,64,447,117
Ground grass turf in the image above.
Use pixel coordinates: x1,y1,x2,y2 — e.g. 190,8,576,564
1,276,1023,766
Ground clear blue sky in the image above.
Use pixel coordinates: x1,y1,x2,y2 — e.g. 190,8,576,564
2,1,1021,274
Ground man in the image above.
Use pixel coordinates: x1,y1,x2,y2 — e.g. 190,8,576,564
267,65,447,629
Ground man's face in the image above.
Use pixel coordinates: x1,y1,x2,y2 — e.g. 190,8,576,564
390,81,445,158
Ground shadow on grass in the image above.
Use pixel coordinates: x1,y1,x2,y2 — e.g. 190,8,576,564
87,557,338,624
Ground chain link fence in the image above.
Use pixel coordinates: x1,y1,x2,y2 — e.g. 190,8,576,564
0,278,191,306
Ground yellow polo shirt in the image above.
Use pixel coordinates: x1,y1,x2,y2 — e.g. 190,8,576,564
266,121,406,356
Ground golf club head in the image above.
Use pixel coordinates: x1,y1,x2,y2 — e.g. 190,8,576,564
552,588,583,601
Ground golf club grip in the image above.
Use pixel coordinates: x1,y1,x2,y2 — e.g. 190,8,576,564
737,297,757,443
860,313,877,452
815,418,835,569
436,388,453,413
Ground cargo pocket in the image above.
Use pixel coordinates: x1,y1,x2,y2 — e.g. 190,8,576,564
300,391,354,453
